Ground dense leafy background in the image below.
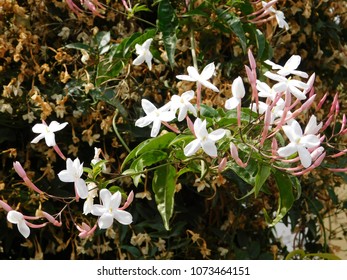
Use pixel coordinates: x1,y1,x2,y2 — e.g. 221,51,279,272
0,0,346,259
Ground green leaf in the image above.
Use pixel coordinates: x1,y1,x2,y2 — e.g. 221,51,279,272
255,29,265,59
217,107,257,127
121,132,176,170
267,170,295,226
96,31,111,49
64,43,92,52
254,164,271,197
158,0,179,68
129,150,168,186
152,164,176,230
216,9,247,51
200,104,219,118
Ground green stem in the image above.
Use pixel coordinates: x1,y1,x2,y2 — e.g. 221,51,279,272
112,109,131,153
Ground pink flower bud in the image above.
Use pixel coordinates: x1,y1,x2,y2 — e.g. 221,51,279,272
218,157,227,173
316,92,328,111
13,161,27,179
247,49,257,71
119,191,134,210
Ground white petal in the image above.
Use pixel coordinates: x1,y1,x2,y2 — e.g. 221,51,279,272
132,54,145,66
83,197,94,215
75,178,88,199
208,129,225,141
199,79,219,92
201,140,218,157
278,143,297,157
49,121,68,132
99,189,111,208
264,72,287,82
225,97,240,110
200,62,215,80
7,210,24,224
159,111,176,122
145,53,153,70
32,123,47,133
150,119,162,137
186,66,200,81
291,120,303,138
273,82,288,94
176,74,197,82
58,170,75,182
288,85,306,100
141,99,156,115
184,139,201,156
91,205,106,216
297,145,312,168
44,131,56,147
177,106,188,122
110,191,122,209
283,55,301,71
31,134,45,144
181,90,195,101
142,38,153,50
18,220,30,238
301,135,320,148
232,76,245,99
195,119,208,139
264,59,281,70
98,213,114,229
114,210,133,225
304,115,320,135
135,116,153,128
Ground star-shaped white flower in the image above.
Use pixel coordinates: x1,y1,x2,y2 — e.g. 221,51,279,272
7,210,30,238
225,76,245,110
58,158,88,199
184,118,225,157
31,120,68,147
135,99,175,137
256,80,278,100
132,38,153,70
264,71,309,100
277,120,321,168
91,189,133,229
170,90,197,121
265,55,308,78
262,1,289,30
251,99,287,126
176,62,219,92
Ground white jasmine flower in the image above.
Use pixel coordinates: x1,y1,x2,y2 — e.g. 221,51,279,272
265,55,308,78
264,71,309,100
91,189,133,228
31,120,68,147
135,99,175,137
184,118,225,157
133,38,153,70
7,210,30,238
170,90,197,121
277,120,321,168
58,158,89,199
176,62,219,92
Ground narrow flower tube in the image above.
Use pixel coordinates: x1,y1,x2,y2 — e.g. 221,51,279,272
316,92,328,111
0,200,12,212
230,142,247,168
118,191,134,211
218,157,228,173
13,162,43,194
36,209,62,227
